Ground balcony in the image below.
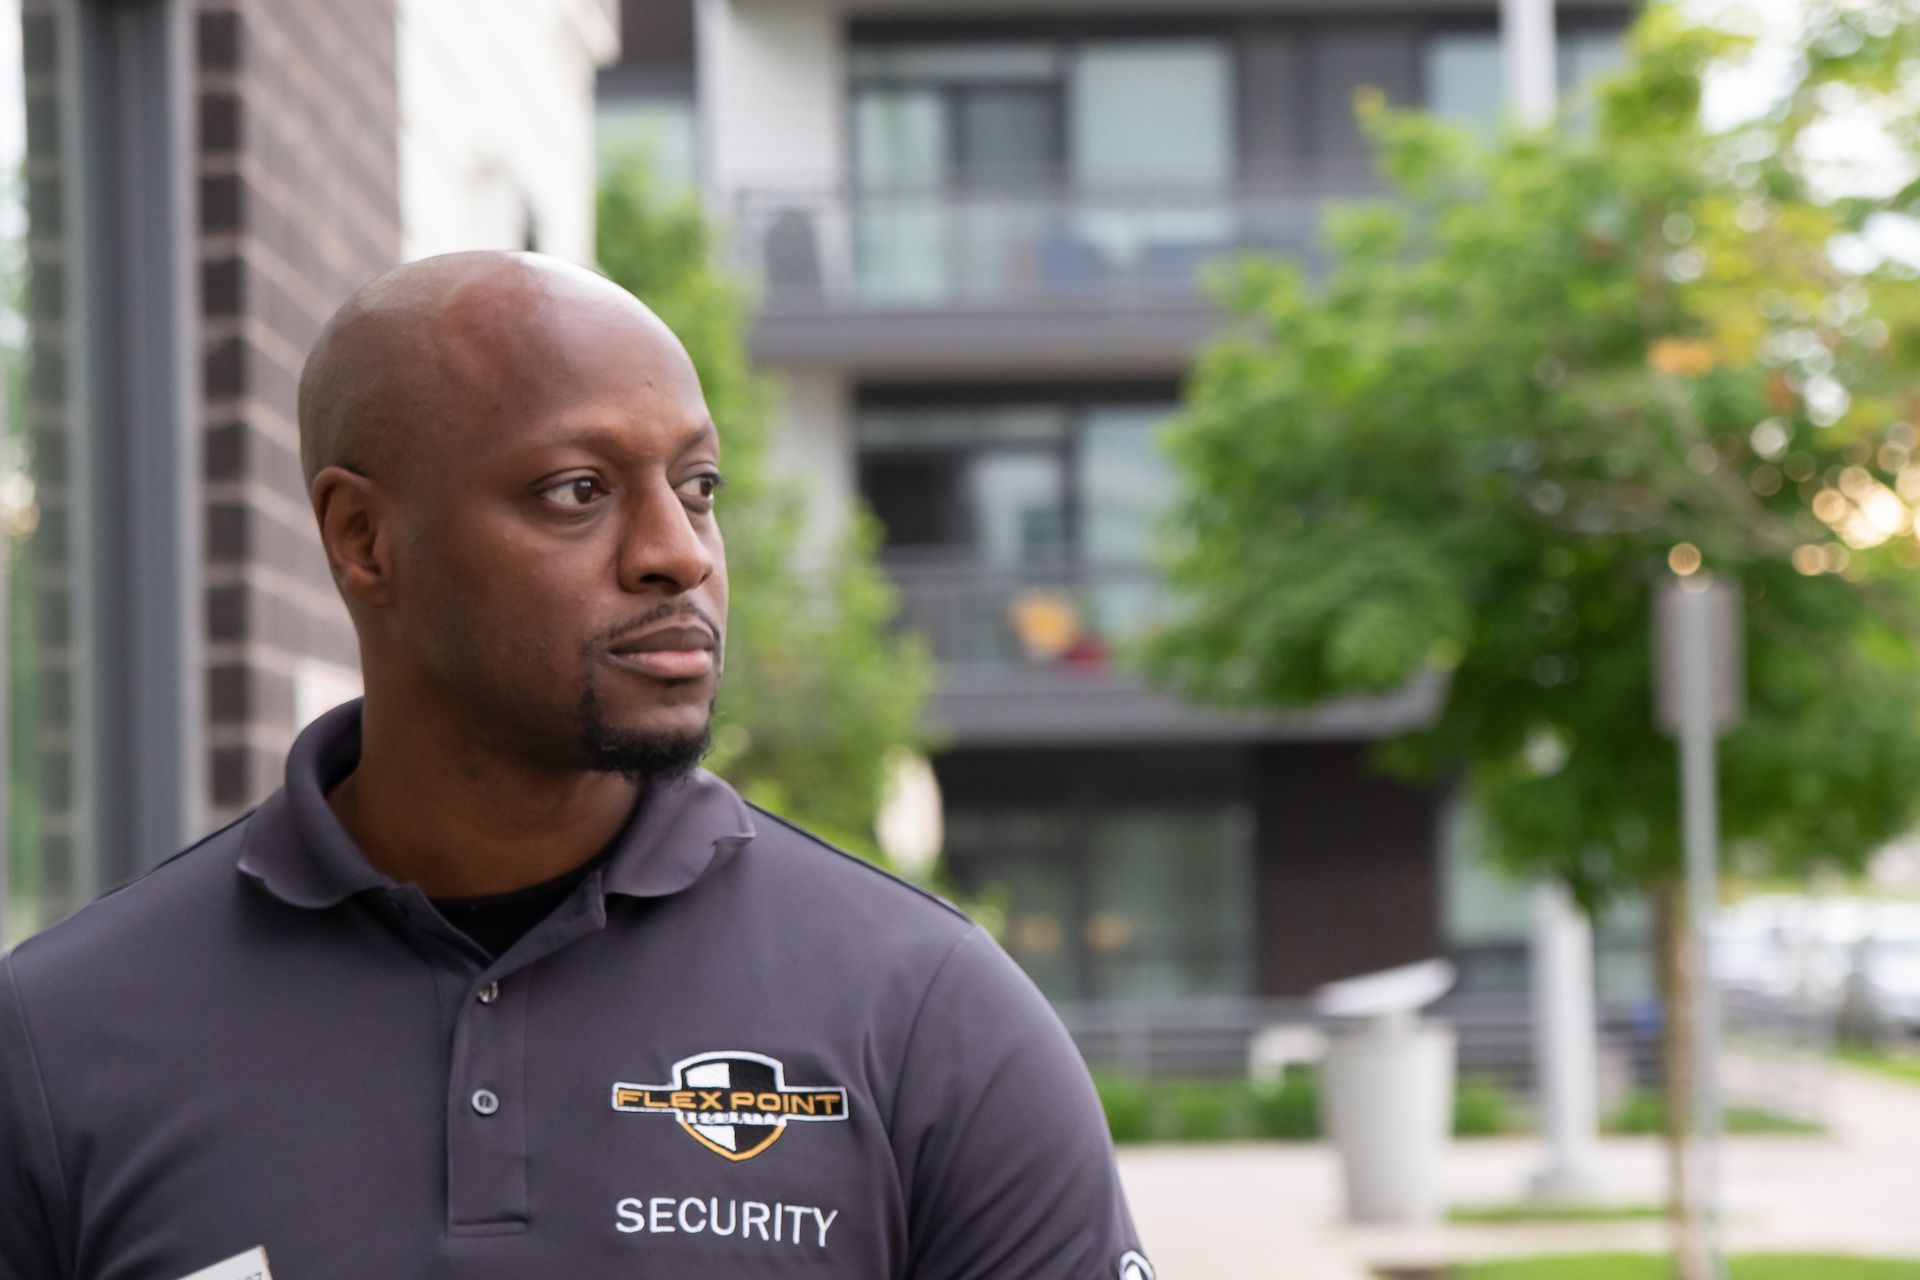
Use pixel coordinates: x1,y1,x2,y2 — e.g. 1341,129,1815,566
885,551,1442,745
888,550,1159,675
729,174,1364,372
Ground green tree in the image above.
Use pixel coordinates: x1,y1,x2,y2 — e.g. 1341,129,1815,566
1149,3,1920,1269
596,157,933,863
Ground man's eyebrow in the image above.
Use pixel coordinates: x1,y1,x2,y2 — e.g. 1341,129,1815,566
515,418,718,457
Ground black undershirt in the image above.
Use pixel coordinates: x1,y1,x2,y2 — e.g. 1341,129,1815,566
429,854,610,960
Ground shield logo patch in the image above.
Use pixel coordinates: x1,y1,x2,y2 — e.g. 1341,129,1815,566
612,1050,849,1162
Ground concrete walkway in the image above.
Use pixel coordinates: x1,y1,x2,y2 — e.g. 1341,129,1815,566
1116,1064,1920,1279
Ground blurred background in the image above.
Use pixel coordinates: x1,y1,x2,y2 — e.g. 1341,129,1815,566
5,0,1920,1276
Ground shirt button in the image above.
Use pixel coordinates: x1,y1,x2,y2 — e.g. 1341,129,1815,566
471,1089,501,1117
477,982,500,1005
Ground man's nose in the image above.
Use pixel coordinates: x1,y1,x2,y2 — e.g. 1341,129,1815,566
616,482,716,594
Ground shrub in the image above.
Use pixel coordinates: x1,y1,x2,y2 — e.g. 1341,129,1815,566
1454,1075,1518,1137
1164,1082,1245,1142
1094,1066,1523,1143
1092,1072,1154,1144
1253,1067,1322,1139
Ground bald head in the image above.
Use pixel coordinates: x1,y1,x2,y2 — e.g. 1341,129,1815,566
296,250,691,493
301,249,727,782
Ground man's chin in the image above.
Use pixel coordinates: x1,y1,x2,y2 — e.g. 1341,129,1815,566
579,720,711,781
577,679,715,779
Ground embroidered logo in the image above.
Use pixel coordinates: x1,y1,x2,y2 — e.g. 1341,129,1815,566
1119,1250,1156,1280
612,1050,849,1162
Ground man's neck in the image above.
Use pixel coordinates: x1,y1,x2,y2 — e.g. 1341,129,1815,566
325,699,642,899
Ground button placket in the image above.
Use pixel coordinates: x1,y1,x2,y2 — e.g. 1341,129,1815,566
446,967,529,1232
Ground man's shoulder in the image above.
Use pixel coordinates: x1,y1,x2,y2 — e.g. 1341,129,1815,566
722,801,983,961
3,808,259,989
741,802,969,919
721,805,1068,1079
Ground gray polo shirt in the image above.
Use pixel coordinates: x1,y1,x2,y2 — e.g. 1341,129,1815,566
0,700,1150,1280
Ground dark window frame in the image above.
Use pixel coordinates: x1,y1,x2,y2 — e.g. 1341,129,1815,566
855,383,1179,569
847,30,1239,193
846,8,1636,187
851,76,1070,190
939,744,1255,1002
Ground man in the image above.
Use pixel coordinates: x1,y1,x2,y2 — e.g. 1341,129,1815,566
0,252,1151,1279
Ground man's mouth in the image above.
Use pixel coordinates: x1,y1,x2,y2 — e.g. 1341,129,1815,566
605,623,717,682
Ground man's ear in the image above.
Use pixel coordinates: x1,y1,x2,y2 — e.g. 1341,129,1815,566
311,466,397,608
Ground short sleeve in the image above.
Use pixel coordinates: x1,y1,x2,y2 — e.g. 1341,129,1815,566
891,926,1150,1280
0,956,65,1280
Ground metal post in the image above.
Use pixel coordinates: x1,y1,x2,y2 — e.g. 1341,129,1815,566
71,0,205,888
0,0,20,950
1656,573,1741,1280
0,446,9,953
0,0,17,934
1672,578,1730,1280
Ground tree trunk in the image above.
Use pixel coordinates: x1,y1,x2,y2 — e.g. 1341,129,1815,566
1657,875,1707,1280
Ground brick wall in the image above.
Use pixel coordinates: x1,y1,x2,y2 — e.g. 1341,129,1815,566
197,0,401,825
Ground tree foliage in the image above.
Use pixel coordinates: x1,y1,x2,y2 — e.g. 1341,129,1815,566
596,158,933,861
1150,2,1920,909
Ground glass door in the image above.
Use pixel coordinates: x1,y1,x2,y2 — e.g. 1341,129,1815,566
852,87,949,303
1067,40,1235,279
1074,403,1172,646
1086,808,1253,1000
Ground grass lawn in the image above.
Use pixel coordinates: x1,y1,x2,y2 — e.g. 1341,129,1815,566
1836,1046,1920,1087
1602,1091,1824,1137
1449,1204,1664,1225
1453,1256,1920,1280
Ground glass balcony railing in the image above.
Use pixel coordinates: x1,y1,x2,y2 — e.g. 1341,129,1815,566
728,173,1368,312
882,551,1166,682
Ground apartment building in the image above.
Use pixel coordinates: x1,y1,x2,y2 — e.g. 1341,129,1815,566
601,0,1639,1016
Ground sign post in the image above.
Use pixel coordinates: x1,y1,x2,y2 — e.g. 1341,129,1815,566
1654,572,1744,1280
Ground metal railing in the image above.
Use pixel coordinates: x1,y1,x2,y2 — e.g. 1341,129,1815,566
728,173,1375,312
1720,984,1836,1129
1055,992,1665,1095
882,552,1164,679
1053,981,1834,1130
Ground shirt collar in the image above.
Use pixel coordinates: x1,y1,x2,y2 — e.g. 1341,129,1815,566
237,698,757,910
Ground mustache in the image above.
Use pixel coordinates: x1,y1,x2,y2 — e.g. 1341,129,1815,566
591,602,725,654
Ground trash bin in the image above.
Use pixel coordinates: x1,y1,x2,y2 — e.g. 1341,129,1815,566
1314,958,1458,1225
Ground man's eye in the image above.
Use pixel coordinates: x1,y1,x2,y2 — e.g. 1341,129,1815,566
681,473,725,505
540,477,605,508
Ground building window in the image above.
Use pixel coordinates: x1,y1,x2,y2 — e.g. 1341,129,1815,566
947,803,1254,1002
860,403,1071,563
1068,41,1231,189
1423,27,1627,139
847,36,1234,304
852,44,1063,189
859,397,1174,562
598,95,699,197
857,395,1175,672
1425,32,1507,138
850,38,1231,190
